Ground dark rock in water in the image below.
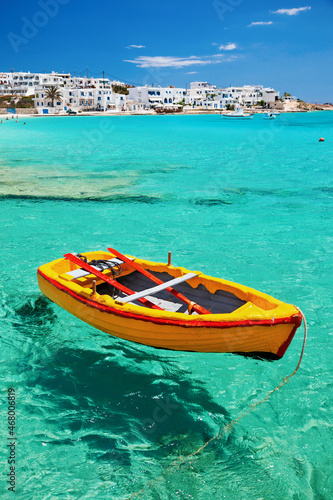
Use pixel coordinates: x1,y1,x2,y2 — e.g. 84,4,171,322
14,296,57,326
192,198,233,206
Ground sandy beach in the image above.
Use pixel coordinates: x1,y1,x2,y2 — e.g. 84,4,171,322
1,105,333,119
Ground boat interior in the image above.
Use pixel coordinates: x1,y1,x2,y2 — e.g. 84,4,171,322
96,269,247,314
60,254,248,315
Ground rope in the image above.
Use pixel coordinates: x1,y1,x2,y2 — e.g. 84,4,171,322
76,254,123,299
128,307,307,500
77,254,122,277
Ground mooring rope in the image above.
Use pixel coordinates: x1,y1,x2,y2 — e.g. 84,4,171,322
128,307,307,499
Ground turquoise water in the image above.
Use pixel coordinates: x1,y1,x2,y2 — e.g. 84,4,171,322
0,112,332,499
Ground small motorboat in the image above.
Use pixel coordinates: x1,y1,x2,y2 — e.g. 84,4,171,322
263,112,276,119
37,249,302,359
221,107,254,119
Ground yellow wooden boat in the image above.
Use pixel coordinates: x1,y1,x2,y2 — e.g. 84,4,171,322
37,248,302,359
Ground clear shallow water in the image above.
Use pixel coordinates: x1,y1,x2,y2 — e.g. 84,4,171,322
0,112,332,499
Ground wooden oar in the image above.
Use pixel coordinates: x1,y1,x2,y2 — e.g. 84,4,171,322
107,248,211,315
63,253,163,311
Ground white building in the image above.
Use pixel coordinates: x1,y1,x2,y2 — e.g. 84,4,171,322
190,81,218,90
186,82,234,108
0,73,11,85
0,71,70,97
1,69,280,113
192,83,280,109
127,81,279,110
186,81,219,105
128,85,187,108
62,76,112,90
281,95,298,102
126,100,146,112
261,86,279,103
33,86,127,114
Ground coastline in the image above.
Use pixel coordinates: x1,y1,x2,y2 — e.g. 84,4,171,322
2,109,333,118
1,103,333,119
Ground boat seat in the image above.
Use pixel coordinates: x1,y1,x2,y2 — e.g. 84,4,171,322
117,273,197,304
64,257,130,280
142,295,198,314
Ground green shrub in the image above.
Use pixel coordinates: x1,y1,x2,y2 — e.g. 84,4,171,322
16,96,34,108
112,84,129,95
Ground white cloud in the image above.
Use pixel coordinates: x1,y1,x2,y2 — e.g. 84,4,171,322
123,55,235,68
126,44,146,49
186,71,198,74
272,6,311,15
248,21,273,27
211,54,238,61
124,56,207,68
218,42,237,51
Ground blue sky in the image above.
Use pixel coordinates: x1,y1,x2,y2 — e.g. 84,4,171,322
1,0,332,102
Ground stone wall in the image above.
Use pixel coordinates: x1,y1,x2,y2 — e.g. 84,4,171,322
0,108,38,115
267,101,284,110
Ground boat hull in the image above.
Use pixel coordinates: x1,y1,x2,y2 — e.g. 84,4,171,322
221,115,253,119
37,264,301,358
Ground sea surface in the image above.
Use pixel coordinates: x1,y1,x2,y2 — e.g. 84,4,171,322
0,112,332,499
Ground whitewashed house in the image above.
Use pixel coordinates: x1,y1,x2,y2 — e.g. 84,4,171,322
128,85,187,108
187,82,238,109
0,71,70,97
33,86,127,114
186,82,219,106
126,100,146,112
62,76,113,90
197,84,280,109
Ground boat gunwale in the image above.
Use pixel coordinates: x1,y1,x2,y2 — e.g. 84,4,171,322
45,251,284,311
37,268,302,330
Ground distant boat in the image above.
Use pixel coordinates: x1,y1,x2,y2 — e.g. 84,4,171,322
221,107,254,119
263,112,276,120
